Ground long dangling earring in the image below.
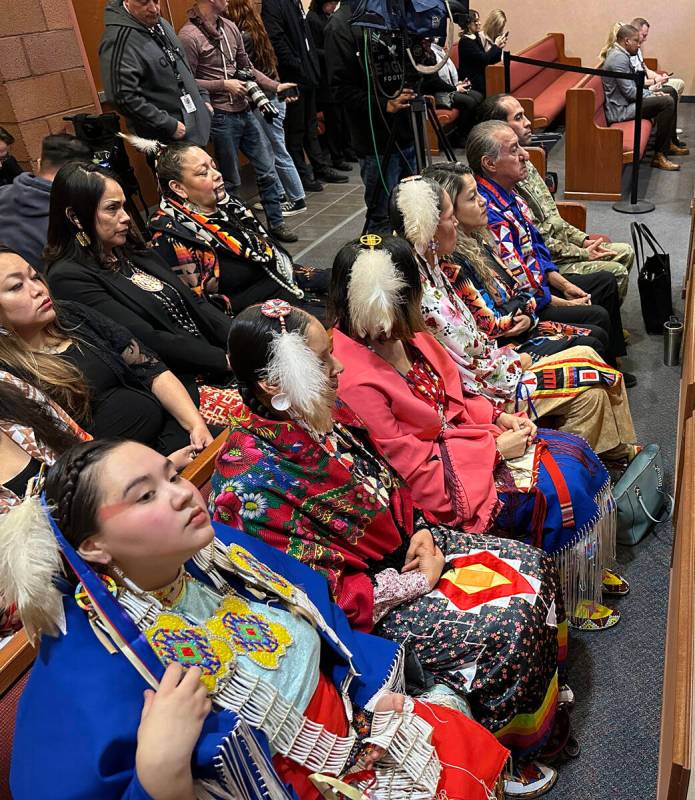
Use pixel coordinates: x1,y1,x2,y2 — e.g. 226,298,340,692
76,229,91,247
271,393,291,411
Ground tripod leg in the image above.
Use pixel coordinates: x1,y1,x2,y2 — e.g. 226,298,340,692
426,105,457,162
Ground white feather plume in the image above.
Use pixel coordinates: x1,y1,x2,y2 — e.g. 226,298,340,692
348,248,406,339
396,179,440,254
118,132,162,156
265,330,329,419
0,496,66,645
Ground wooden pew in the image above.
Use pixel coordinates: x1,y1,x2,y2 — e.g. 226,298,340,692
485,33,583,130
525,146,587,231
564,73,653,202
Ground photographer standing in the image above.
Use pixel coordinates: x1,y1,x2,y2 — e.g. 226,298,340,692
99,0,211,146
179,0,298,243
325,3,416,233
262,0,348,191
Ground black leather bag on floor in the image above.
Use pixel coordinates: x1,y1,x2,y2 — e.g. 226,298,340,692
631,222,673,334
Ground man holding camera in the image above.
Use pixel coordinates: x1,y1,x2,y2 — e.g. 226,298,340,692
100,0,211,146
179,0,298,242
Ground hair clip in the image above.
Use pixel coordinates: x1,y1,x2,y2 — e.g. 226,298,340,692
260,298,292,333
360,234,382,249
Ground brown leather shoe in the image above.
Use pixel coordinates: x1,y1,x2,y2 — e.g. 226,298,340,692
669,142,690,156
651,153,681,171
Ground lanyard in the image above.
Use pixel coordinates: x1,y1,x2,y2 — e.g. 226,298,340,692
147,23,188,94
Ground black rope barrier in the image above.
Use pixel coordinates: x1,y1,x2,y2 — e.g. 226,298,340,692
503,50,654,214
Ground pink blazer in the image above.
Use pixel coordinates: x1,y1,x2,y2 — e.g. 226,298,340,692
334,330,501,533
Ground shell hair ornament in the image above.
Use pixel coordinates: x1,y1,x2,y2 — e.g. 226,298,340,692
259,299,329,418
347,234,406,340
395,176,441,256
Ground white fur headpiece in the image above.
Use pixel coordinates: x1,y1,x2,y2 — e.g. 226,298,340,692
396,177,440,255
348,246,406,339
0,495,66,645
264,329,329,421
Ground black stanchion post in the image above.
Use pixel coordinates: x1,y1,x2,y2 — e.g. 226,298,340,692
613,69,654,214
503,50,511,93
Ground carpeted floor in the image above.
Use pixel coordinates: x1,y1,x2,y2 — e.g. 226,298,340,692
241,102,694,799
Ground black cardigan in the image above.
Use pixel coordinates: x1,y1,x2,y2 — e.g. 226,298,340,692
456,34,502,96
261,0,321,88
46,249,232,381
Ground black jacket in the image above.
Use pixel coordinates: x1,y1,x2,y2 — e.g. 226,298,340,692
46,249,232,380
456,34,502,96
0,156,24,188
99,1,211,144
261,0,321,88
325,4,413,157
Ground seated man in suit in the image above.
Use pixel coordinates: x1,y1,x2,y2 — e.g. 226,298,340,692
477,93,634,299
602,24,687,172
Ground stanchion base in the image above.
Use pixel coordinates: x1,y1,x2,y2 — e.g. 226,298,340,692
612,199,655,214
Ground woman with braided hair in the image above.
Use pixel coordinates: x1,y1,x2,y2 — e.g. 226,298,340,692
2,439,507,800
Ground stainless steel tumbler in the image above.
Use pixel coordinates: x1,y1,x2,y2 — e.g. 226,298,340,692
663,316,683,366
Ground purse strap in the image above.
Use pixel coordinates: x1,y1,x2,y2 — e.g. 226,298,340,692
636,488,674,524
630,222,645,269
637,223,667,257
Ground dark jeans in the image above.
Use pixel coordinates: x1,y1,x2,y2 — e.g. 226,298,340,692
359,146,417,234
211,109,283,228
539,271,626,364
641,93,676,155
283,86,330,181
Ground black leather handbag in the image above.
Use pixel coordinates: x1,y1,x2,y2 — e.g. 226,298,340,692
631,222,673,334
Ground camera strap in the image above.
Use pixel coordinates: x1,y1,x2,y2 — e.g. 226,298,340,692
190,17,243,104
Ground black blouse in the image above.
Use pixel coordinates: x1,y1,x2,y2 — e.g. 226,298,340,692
456,34,502,95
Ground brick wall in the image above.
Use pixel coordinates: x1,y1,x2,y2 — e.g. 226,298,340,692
0,0,100,170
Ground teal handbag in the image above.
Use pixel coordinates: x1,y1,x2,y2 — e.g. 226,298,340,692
614,443,674,545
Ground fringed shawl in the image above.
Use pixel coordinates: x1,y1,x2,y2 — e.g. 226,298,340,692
211,394,413,631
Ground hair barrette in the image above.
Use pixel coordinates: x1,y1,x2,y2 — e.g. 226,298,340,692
260,298,292,333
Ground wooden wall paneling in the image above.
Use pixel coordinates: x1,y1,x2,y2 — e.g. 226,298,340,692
657,414,695,800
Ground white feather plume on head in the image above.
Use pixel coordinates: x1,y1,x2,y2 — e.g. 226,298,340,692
118,132,163,157
348,247,406,340
0,495,66,645
396,178,440,255
264,330,329,421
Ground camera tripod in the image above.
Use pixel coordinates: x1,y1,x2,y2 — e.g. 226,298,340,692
362,92,457,234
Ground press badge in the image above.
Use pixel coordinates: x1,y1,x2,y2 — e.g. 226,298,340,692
181,93,196,113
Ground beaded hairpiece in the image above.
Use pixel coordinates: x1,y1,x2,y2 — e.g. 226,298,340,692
258,299,328,416
348,234,406,340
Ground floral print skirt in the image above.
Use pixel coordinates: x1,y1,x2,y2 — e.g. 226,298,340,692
374,528,566,758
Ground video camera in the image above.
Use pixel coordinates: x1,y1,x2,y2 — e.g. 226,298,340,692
347,0,469,94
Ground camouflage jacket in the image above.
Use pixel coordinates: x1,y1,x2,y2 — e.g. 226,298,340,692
516,162,589,262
